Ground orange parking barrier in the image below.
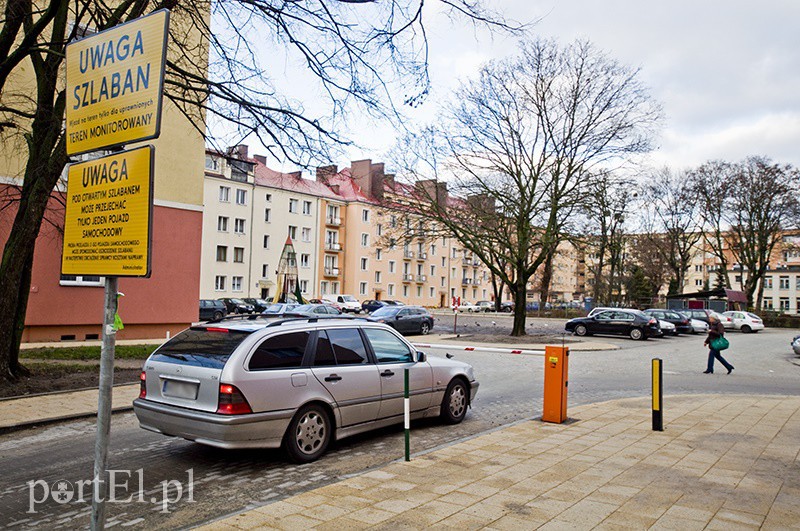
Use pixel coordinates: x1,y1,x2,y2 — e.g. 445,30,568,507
542,345,569,423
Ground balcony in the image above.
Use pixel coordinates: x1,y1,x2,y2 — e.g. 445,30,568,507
324,267,340,277
462,278,472,285
471,260,480,267
403,251,414,259
403,274,415,282
417,252,427,260
326,216,341,226
325,242,342,252
416,275,427,283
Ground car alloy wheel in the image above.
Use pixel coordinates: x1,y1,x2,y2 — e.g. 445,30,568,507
284,404,331,463
212,311,223,320
629,328,644,340
441,379,468,424
574,324,588,336
420,322,430,335
741,325,751,333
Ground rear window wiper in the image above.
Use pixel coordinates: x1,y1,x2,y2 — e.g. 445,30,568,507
155,351,189,362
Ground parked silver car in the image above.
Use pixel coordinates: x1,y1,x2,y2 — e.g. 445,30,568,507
133,317,479,463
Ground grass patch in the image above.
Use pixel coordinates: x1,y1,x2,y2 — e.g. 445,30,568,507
21,344,158,361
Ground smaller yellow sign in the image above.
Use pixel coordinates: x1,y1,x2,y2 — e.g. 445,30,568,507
61,146,154,277
65,9,169,155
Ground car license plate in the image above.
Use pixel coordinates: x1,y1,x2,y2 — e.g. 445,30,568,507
162,379,199,400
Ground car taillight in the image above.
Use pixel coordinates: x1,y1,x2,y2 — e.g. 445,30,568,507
139,371,147,399
649,318,657,325
217,384,252,415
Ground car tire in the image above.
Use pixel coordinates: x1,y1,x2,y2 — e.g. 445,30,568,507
420,321,430,335
629,327,644,340
574,324,588,337
441,379,468,424
283,404,331,464
212,311,223,320
741,325,751,334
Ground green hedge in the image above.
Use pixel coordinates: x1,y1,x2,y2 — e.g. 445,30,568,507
759,312,800,329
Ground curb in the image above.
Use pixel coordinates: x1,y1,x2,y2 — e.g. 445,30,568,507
0,405,134,435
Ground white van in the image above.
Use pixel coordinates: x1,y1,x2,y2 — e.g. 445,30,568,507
322,294,362,313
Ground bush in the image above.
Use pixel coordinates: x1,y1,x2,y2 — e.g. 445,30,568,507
760,311,800,329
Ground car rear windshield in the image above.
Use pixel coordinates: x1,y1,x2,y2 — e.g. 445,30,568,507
150,328,252,369
371,307,400,317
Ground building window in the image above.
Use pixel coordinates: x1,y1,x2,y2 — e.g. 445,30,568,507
779,298,790,311
695,279,703,286
232,276,243,292
265,193,272,202
59,275,103,287
377,224,382,236
430,287,435,297
361,233,369,247
359,282,368,295
288,225,297,240
417,286,422,297
388,284,395,296
441,276,445,287
441,257,446,267
764,276,773,289
302,200,312,215
796,298,800,314
389,238,396,250
263,235,270,249
301,227,311,242
362,209,369,222
219,186,230,202
430,265,435,276
301,254,310,268
233,247,244,263
389,260,395,273
234,218,246,234
236,189,247,205
331,282,340,294
764,297,773,310
361,257,368,271
320,281,329,295
403,285,409,297
264,208,271,222
205,155,219,171
376,249,382,260
262,264,269,278
215,276,226,291
216,245,227,262
375,271,381,283
390,215,397,228
289,198,299,213
779,276,790,290
217,216,228,232
300,280,308,293
431,244,436,256
796,277,800,290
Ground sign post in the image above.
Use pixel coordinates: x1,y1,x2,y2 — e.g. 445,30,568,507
64,9,168,530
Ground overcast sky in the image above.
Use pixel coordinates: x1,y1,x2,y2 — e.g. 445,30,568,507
337,0,800,172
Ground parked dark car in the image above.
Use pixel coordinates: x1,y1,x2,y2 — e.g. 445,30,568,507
643,309,693,335
261,303,300,316
199,299,227,321
499,301,513,313
243,298,270,313
218,298,255,314
362,300,387,313
565,309,660,340
370,306,434,335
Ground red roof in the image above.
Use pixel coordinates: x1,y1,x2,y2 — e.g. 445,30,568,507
253,160,346,201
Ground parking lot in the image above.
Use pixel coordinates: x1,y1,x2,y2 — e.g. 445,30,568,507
1,314,798,529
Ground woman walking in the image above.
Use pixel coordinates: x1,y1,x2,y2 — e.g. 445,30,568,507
704,315,733,374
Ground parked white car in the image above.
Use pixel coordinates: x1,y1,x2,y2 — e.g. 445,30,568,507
321,294,362,313
451,301,480,312
711,311,735,330
722,311,765,333
792,335,800,355
658,320,676,336
689,318,710,334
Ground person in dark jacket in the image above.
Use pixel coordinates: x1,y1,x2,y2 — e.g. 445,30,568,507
703,315,733,374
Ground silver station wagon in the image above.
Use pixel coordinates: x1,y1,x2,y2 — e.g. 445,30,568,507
133,317,479,462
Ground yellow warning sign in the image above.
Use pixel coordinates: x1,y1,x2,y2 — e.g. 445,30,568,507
65,9,169,155
61,146,153,277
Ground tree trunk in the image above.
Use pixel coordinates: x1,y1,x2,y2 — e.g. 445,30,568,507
511,280,527,336
539,251,554,309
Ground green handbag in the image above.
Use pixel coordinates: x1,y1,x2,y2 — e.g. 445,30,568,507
710,336,729,351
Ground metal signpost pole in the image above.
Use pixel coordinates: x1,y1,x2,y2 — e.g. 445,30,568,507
91,277,118,530
404,368,410,461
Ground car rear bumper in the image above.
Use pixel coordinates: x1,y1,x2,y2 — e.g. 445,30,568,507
469,380,480,403
133,398,294,449
743,323,765,331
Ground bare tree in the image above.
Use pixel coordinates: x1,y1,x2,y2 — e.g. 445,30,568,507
640,167,703,295
391,38,661,335
690,160,736,289
0,0,518,380
725,156,800,310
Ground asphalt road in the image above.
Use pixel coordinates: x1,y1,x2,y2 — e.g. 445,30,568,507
1,320,798,529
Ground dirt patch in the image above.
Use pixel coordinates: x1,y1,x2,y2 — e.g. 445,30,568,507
0,363,140,399
441,334,579,345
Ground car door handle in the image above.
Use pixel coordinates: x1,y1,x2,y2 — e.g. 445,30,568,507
324,374,342,382
380,370,395,377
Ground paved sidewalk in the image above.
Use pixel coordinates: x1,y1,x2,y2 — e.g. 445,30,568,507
0,383,139,431
201,394,800,530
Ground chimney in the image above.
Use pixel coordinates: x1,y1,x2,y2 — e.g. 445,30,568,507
226,144,249,160
253,154,267,165
370,162,385,200
316,165,338,183
350,159,373,197
415,179,448,208
383,173,396,190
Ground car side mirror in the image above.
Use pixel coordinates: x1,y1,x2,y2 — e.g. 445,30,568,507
416,351,427,363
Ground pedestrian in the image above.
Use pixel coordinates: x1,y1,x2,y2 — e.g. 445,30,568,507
703,315,733,374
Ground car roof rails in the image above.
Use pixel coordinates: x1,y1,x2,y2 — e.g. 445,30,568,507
265,315,374,328
205,313,270,324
